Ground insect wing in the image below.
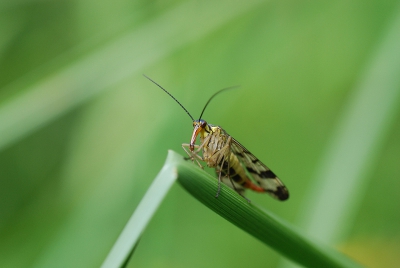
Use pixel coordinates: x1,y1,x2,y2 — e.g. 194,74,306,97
221,176,246,195
230,138,289,200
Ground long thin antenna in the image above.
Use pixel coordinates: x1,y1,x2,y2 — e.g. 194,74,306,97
144,74,194,121
198,85,239,119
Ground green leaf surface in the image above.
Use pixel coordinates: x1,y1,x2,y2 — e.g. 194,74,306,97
101,152,178,268
172,150,362,268
1,1,399,267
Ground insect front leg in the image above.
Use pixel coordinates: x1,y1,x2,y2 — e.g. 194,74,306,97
182,134,212,168
182,143,203,168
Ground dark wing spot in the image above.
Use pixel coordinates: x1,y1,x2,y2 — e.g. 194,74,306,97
220,168,241,182
246,167,258,175
273,186,289,201
246,168,276,179
260,170,276,179
235,152,245,158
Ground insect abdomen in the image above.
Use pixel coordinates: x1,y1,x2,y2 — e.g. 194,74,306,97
219,153,265,193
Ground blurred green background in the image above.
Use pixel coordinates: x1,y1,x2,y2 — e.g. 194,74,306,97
1,0,400,267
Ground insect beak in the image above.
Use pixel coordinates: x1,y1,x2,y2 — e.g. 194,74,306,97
190,123,203,151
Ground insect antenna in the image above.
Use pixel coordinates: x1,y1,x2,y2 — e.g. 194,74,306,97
144,74,194,121
198,85,239,119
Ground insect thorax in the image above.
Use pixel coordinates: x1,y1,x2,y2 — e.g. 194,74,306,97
201,124,230,167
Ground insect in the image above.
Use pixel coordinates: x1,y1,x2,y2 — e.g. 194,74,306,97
145,75,289,201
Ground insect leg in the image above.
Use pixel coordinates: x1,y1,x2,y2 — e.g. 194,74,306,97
224,138,251,202
215,156,226,198
182,144,203,168
214,143,234,198
181,134,213,166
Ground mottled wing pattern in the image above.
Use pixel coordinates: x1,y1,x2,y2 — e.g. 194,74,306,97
221,174,246,195
230,138,289,200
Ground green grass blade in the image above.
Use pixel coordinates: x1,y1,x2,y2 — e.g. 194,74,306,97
172,150,362,268
101,151,179,268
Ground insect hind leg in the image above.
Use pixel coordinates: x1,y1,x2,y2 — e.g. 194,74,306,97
216,152,251,203
226,175,251,203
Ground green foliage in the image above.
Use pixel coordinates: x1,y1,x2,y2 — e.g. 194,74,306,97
104,150,362,267
102,151,178,268
175,151,362,268
1,1,400,267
